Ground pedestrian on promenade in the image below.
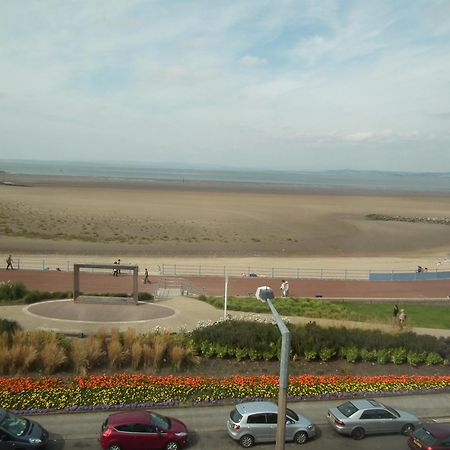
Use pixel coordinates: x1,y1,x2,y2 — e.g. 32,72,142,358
113,261,118,276
143,268,150,284
6,254,13,270
283,280,290,297
117,258,121,275
392,304,399,326
398,309,407,329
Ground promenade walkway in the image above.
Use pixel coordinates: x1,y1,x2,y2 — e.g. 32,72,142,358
0,269,449,338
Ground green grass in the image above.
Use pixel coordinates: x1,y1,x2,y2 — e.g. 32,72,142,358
199,296,450,330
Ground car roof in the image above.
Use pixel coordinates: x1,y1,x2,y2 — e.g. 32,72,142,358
236,401,278,415
422,423,450,439
350,399,383,410
107,411,151,426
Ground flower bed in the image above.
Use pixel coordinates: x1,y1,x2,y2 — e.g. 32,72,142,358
1,374,449,415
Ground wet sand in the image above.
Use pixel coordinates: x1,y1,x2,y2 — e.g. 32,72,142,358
1,173,450,271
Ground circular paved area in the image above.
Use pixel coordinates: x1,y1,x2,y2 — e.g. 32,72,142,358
27,299,175,323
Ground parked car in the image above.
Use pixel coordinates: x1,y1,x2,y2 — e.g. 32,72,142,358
408,423,450,450
226,401,316,447
0,407,49,449
327,398,421,440
99,410,189,450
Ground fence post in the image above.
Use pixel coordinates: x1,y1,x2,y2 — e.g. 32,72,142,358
344,269,347,280
174,265,177,276
17,258,20,270
320,268,323,280
272,267,275,278
296,268,299,279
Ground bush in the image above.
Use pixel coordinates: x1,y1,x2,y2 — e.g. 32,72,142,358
426,352,444,366
0,281,27,301
376,349,391,365
360,348,377,362
0,319,21,337
407,351,427,367
341,346,359,363
138,292,154,302
390,347,407,365
319,347,336,362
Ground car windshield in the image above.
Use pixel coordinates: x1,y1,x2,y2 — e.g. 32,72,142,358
384,405,400,418
286,408,299,421
0,412,28,437
230,408,243,423
414,427,439,445
337,402,358,417
148,412,170,431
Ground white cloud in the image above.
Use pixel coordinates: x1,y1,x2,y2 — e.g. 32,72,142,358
0,1,449,171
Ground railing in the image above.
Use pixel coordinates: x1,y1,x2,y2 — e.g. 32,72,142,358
6,255,450,281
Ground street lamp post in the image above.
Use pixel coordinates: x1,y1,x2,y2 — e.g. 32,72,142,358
255,286,290,450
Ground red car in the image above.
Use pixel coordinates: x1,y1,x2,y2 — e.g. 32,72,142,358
408,423,450,450
100,410,189,450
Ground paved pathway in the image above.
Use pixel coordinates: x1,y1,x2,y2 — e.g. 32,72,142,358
0,269,449,337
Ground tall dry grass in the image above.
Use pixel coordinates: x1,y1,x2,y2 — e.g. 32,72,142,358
40,336,67,374
131,340,143,370
71,339,88,374
107,335,123,370
86,335,105,369
141,343,153,369
151,334,169,370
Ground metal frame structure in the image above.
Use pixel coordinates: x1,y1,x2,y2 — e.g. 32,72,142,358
73,263,139,304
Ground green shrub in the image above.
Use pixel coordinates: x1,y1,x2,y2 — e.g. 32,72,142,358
360,348,377,362
390,347,407,365
0,319,21,336
304,350,317,361
138,292,154,302
0,281,27,301
319,347,336,362
340,346,359,363
406,351,426,366
235,347,249,361
426,352,444,366
376,348,391,364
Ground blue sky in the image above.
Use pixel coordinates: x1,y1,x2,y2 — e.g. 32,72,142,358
1,1,449,171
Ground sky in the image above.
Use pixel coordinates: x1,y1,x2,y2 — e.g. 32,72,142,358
1,0,449,172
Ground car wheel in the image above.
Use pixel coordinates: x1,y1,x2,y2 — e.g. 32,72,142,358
108,445,122,450
351,427,365,440
166,441,179,450
294,431,308,444
239,434,255,448
401,423,415,435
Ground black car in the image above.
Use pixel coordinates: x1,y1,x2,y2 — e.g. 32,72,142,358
0,408,49,449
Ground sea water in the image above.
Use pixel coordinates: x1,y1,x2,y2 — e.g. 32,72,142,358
1,159,450,193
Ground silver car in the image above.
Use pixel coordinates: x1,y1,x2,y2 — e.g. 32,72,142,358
327,398,421,440
227,401,316,448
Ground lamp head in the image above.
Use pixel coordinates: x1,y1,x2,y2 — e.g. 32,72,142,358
255,286,274,303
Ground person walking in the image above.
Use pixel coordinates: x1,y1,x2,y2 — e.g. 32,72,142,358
143,268,150,284
398,309,407,329
6,254,13,270
112,261,118,276
283,280,290,297
280,280,286,297
392,304,399,326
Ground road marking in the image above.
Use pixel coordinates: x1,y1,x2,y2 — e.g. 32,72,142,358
432,417,450,423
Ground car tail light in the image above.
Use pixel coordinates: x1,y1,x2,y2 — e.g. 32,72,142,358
102,428,112,437
233,424,240,430
334,419,346,427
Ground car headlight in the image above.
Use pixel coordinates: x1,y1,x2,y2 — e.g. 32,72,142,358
175,432,188,437
307,424,314,430
29,438,43,444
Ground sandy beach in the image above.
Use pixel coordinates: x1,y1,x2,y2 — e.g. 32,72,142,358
1,174,450,272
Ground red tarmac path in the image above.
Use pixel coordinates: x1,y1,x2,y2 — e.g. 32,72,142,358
2,269,450,299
